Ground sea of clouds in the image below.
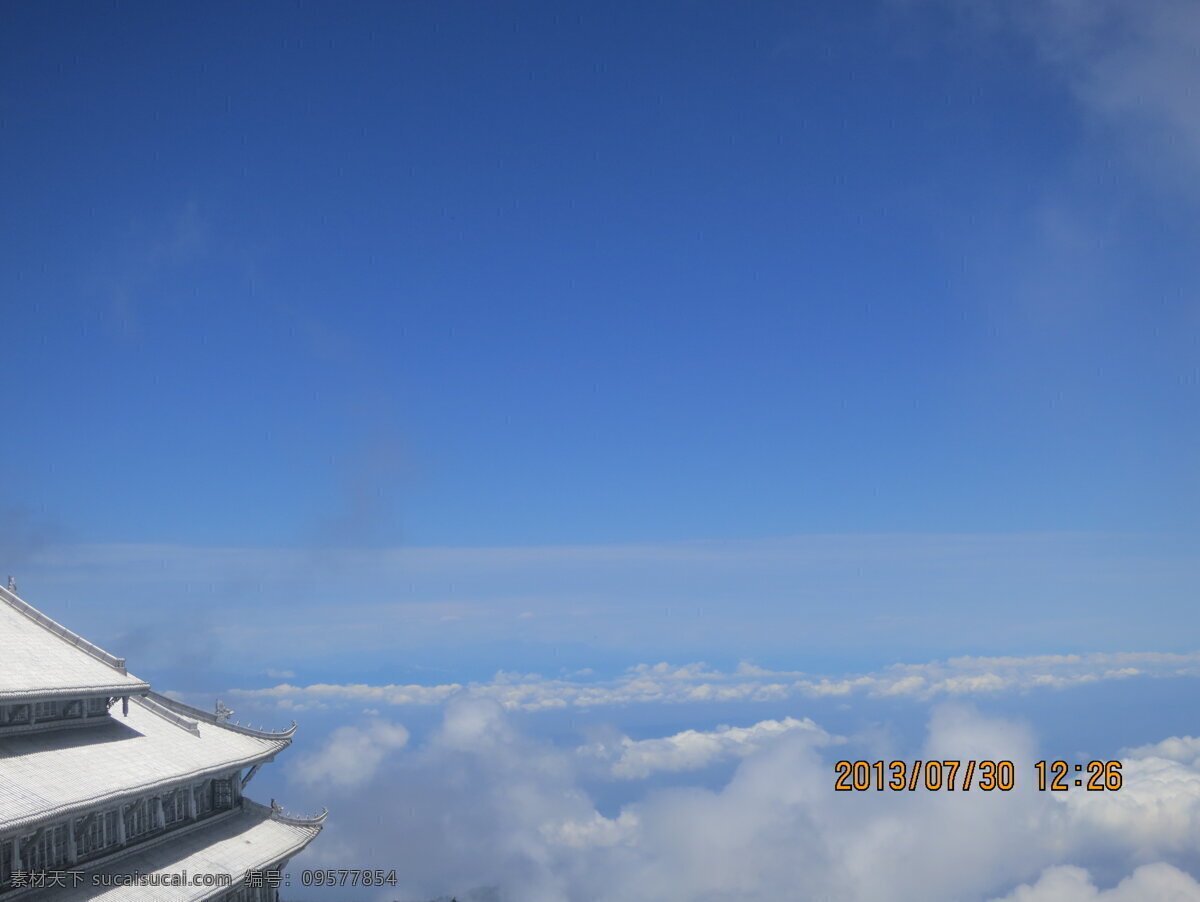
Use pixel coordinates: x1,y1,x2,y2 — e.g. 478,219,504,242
281,697,1200,902
239,653,1200,902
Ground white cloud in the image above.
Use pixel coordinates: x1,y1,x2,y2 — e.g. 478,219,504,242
989,863,1200,902
233,650,1200,713
241,680,463,711
1122,736,1200,767
436,697,514,752
580,716,836,780
540,810,640,850
291,719,410,789
288,702,1200,902
1061,755,1200,857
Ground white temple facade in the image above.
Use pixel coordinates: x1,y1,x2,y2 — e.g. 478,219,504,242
0,582,324,900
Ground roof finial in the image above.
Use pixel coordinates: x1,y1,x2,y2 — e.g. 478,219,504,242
6,576,16,593
215,699,234,723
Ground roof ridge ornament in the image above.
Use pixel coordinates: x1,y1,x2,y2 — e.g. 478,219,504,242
6,576,16,593
145,690,296,739
269,798,330,826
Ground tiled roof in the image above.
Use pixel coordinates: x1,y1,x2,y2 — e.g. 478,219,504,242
7,801,322,902
0,587,149,703
0,696,290,833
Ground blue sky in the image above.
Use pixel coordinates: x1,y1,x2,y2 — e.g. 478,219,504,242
3,0,1197,551
3,2,1200,900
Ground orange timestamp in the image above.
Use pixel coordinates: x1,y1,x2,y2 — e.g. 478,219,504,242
833,759,1123,792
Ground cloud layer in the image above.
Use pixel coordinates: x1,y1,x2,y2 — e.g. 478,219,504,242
288,700,1200,902
233,650,1200,713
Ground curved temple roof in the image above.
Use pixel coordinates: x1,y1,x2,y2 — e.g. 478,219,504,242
5,801,323,902
0,583,324,894
147,692,297,741
0,586,150,703
0,694,291,834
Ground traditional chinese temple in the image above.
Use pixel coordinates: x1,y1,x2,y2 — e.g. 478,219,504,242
0,580,324,900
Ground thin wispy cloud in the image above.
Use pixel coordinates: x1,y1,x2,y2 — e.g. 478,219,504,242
16,533,1197,671
903,0,1200,352
0,505,65,570
99,200,209,337
915,0,1200,191
1020,0,1200,186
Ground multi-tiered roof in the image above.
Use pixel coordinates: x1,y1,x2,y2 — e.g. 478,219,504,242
0,581,324,901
